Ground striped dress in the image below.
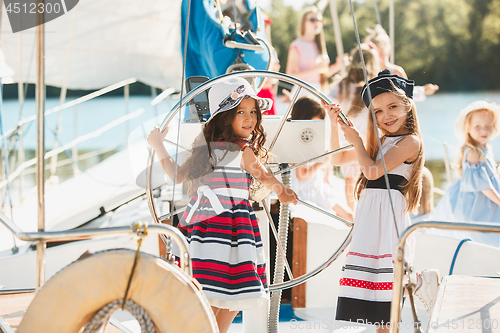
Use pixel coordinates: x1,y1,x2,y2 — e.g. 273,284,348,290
336,135,415,324
178,142,268,311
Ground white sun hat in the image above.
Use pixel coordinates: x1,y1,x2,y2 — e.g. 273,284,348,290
454,100,500,141
207,77,272,123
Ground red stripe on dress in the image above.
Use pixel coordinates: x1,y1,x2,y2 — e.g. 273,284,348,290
193,261,257,274
347,252,392,259
339,278,392,290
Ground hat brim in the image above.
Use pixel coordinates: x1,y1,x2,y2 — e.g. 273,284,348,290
454,100,500,141
205,94,273,124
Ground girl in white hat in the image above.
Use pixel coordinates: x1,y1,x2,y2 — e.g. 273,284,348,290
433,100,500,246
148,77,297,333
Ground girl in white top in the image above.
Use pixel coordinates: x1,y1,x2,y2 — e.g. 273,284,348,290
291,96,353,222
326,70,424,331
365,24,439,101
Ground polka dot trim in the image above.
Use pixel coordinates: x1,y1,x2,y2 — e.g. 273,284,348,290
340,278,393,291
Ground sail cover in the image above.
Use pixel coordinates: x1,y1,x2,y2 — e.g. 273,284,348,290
1,0,183,90
181,0,270,79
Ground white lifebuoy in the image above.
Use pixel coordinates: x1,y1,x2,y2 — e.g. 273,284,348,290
18,249,219,333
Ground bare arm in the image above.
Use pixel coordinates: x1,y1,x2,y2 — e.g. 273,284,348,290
352,133,420,180
327,104,420,179
295,163,325,181
323,102,358,165
465,149,500,207
147,127,186,184
286,46,326,79
482,189,500,207
242,148,297,204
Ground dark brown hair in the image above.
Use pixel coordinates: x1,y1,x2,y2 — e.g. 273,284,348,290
179,98,268,197
291,97,325,120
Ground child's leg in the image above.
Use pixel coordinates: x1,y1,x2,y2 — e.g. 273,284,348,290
211,306,239,333
344,177,356,212
333,204,354,222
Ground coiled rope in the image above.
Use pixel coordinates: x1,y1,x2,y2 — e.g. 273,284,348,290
83,222,154,333
83,299,156,333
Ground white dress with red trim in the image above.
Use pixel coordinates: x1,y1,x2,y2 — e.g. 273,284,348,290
336,135,415,324
177,141,268,311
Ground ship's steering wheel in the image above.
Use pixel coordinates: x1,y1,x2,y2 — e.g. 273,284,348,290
145,70,353,292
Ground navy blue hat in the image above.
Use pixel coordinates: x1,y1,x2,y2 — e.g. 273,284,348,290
361,69,415,107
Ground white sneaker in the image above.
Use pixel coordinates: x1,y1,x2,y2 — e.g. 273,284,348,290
414,269,441,314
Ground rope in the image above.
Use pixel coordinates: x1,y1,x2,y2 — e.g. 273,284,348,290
83,299,156,333
83,223,155,332
122,222,148,309
449,238,471,275
347,0,401,239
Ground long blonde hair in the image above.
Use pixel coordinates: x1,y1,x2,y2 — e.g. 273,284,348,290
457,108,499,176
355,86,424,213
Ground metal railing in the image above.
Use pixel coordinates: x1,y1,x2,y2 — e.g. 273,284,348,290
390,221,500,333
0,211,192,277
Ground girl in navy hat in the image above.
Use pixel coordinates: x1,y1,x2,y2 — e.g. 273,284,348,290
148,77,297,333
325,70,424,329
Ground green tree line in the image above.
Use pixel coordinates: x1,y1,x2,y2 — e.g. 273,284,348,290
268,0,500,91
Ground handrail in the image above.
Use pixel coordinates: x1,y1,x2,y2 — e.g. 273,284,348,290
0,108,144,190
390,221,500,333
0,78,138,143
0,211,192,276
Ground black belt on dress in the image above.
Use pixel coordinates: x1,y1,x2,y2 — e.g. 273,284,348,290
365,174,407,194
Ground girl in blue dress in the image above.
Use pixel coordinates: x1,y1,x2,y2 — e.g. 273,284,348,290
433,100,500,246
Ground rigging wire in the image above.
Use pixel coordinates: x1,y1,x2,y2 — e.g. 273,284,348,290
372,0,382,26
0,78,19,252
168,0,193,225
347,0,400,238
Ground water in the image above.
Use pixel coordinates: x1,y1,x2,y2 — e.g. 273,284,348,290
1,95,175,151
2,91,500,193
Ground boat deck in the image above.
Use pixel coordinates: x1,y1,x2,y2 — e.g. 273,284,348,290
0,289,121,333
429,276,500,332
0,290,35,332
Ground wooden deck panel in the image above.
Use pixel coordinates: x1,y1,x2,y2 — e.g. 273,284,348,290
292,217,307,309
429,276,500,333
0,290,35,332
0,289,123,332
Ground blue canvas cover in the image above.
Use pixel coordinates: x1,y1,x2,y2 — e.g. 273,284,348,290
181,0,270,79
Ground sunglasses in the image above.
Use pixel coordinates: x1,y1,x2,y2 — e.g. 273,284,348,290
308,17,323,23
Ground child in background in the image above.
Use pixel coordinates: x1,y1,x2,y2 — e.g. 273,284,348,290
433,100,500,247
328,43,380,212
327,69,424,331
148,77,298,333
291,97,353,222
286,6,344,94
365,24,439,102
